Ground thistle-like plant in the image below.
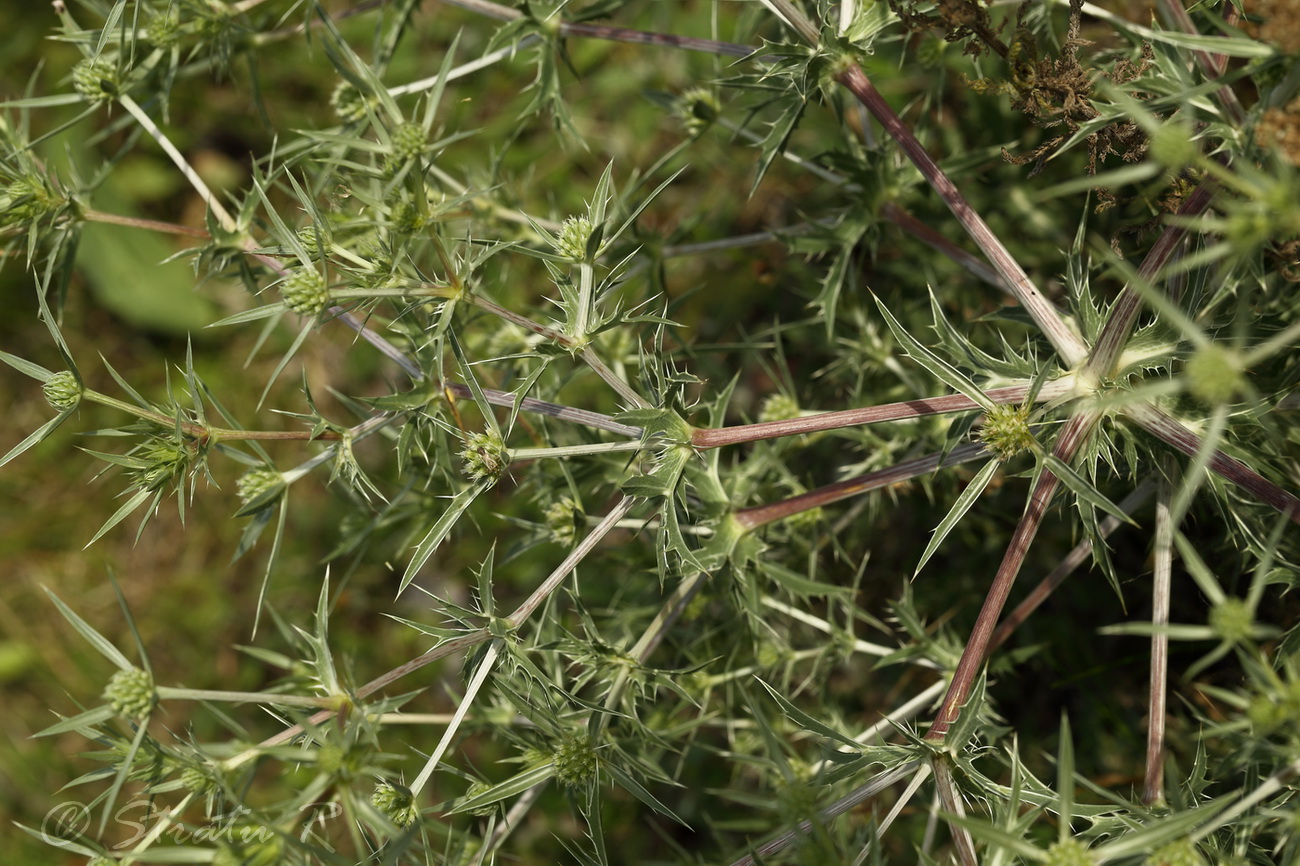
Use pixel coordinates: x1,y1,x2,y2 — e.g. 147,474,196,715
3,1,1300,865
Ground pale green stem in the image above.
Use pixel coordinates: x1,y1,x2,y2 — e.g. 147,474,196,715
130,791,196,855
328,244,374,269
860,762,932,865
573,261,595,345
231,497,639,769
581,346,650,408
467,293,649,407
760,0,820,44
597,571,707,735
330,286,456,300
483,780,549,859
388,39,538,97
155,687,341,708
697,648,826,687
82,389,175,427
117,94,237,233
375,712,535,726
511,441,645,460
728,760,924,866
1143,470,1173,806
409,639,501,799
507,496,638,623
1245,316,1300,365
759,595,934,667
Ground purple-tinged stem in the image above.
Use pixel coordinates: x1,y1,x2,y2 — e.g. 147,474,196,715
832,64,1088,367
734,442,988,530
1157,0,1245,124
1085,181,1218,378
881,202,1009,294
933,759,979,866
1124,403,1300,524
988,478,1156,652
926,410,1100,741
693,380,1073,450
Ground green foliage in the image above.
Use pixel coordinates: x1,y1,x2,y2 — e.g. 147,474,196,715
3,1,1300,864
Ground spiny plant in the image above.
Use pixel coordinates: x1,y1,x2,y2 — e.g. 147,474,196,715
3,0,1299,863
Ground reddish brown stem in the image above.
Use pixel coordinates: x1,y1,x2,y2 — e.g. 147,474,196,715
693,382,1071,450
1125,403,1300,524
832,64,1087,366
926,411,1100,741
1086,180,1219,377
82,208,211,238
735,442,988,530
988,478,1155,652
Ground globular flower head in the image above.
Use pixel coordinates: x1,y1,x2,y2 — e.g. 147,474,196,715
758,393,800,423
543,497,581,545
462,780,499,817
677,87,720,135
384,122,427,173
103,667,155,720
131,434,189,488
1209,597,1253,643
132,438,190,491
389,197,428,235
147,8,183,49
1184,343,1243,405
3,174,63,228
42,370,82,412
979,403,1035,461
180,764,218,796
460,430,509,483
296,224,332,256
1147,118,1197,170
72,58,120,102
330,80,374,124
280,268,330,316
1145,838,1207,866
551,733,599,787
371,780,419,827
553,215,595,262
236,467,283,508
1044,838,1095,866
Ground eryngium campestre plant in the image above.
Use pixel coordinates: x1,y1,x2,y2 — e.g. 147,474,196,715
3,1,1299,864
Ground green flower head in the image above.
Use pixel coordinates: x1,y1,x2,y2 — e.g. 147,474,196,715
103,667,155,720
42,371,82,412
553,215,595,262
371,780,419,827
72,58,120,102
280,268,330,316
